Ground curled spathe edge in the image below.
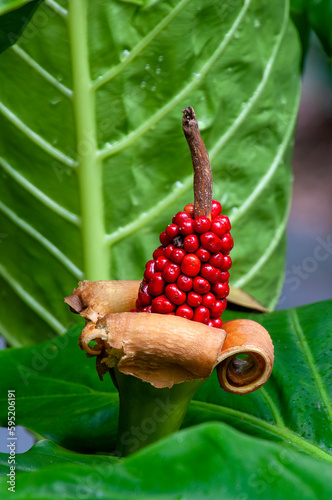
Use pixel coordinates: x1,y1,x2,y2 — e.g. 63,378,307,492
65,280,274,393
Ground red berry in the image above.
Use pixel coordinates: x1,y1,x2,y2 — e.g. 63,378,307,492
210,299,227,317
138,283,152,306
193,216,211,233
165,284,186,305
141,305,152,313
219,271,230,282
164,244,175,259
151,295,175,314
181,254,201,277
159,230,170,246
171,248,186,264
200,263,222,284
184,234,199,253
176,304,194,320
211,200,222,218
153,246,164,260
135,298,142,309
179,218,194,235
193,305,210,323
209,318,223,328
212,282,230,299
195,247,211,262
200,232,222,253
148,273,166,296
193,276,211,294
163,262,181,283
172,211,190,225
184,203,194,216
220,233,234,254
144,260,156,281
208,252,223,268
155,256,170,272
211,216,231,238
177,274,193,292
165,224,179,239
219,255,232,271
187,291,202,307
202,292,216,308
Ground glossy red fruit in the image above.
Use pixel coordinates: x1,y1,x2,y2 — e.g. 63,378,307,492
208,252,223,268
138,283,152,306
219,271,230,282
172,211,190,225
200,232,222,253
193,276,210,294
151,294,175,313
211,200,222,218
164,244,175,259
159,231,170,246
184,203,194,216
187,291,202,307
193,216,211,233
177,274,193,292
165,224,179,239
148,273,166,296
211,216,231,238
155,256,169,272
171,248,186,264
202,292,216,308
219,255,232,271
212,282,230,299
195,247,211,262
200,263,222,284
141,305,152,313
153,246,164,260
181,254,201,277
183,234,199,253
144,260,156,281
220,233,234,254
209,318,223,328
135,298,142,309
210,299,227,318
193,305,210,323
162,262,181,283
179,218,194,235
176,304,194,320
165,284,186,305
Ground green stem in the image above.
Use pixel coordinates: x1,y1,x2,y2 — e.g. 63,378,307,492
68,0,109,280
113,369,204,457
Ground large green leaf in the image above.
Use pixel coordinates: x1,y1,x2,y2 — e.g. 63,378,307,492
0,300,331,498
0,0,42,54
0,423,331,499
290,0,332,57
0,0,301,346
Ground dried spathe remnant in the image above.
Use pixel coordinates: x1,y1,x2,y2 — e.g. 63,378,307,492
79,312,226,389
65,280,274,392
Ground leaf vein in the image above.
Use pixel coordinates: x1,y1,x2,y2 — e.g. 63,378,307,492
0,201,83,279
11,45,72,98
290,309,332,423
0,102,76,168
0,156,80,226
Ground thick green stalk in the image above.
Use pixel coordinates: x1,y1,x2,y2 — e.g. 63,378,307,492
68,0,109,280
113,369,204,457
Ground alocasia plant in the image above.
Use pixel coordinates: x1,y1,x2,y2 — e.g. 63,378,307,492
0,0,331,498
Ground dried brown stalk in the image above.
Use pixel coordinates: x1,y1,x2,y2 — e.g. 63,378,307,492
182,106,213,219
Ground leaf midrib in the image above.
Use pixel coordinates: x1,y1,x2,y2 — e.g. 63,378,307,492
190,400,332,463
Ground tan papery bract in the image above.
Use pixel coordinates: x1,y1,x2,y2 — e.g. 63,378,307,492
217,319,274,394
64,280,140,322
66,280,274,393
79,312,226,389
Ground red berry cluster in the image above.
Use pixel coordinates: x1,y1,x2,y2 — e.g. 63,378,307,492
134,200,233,329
